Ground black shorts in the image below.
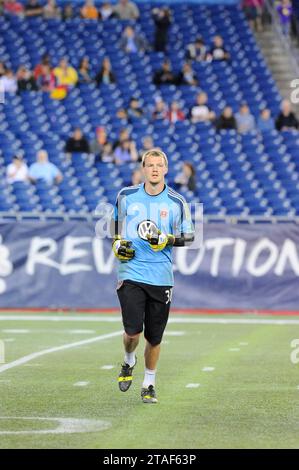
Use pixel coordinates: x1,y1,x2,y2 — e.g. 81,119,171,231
117,279,173,346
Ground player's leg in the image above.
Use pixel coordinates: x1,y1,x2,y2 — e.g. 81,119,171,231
141,285,172,403
117,280,146,392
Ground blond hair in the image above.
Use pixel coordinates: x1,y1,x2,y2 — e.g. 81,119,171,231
142,148,168,167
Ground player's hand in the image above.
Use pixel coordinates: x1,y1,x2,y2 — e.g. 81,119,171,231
146,230,175,252
112,236,135,262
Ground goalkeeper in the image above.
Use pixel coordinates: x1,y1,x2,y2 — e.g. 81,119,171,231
112,148,194,403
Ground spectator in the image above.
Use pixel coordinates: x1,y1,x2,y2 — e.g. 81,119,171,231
100,2,114,20
208,35,230,61
165,101,185,124
152,7,171,52
153,60,177,86
37,64,55,92
3,0,24,16
189,92,216,123
95,57,116,86
186,37,208,62
81,0,98,20
34,54,51,82
113,127,132,149
62,3,73,20
215,106,237,131
100,142,115,163
65,128,90,154
90,126,109,156
114,139,138,165
6,155,29,184
175,162,196,192
242,0,264,32
176,62,198,86
43,0,61,19
0,69,17,94
128,96,143,120
0,61,7,78
17,66,38,92
78,57,93,84
257,108,275,132
276,0,292,36
114,0,139,20
53,58,78,88
152,98,168,120
138,135,155,160
275,99,299,130
235,103,255,133
24,0,43,17
116,107,129,122
28,150,62,185
131,168,143,185
120,26,147,54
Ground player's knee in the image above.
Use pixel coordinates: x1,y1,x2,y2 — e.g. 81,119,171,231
144,335,162,347
124,331,141,340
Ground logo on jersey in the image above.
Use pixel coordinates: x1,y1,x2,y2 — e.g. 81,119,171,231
137,220,158,240
160,210,168,218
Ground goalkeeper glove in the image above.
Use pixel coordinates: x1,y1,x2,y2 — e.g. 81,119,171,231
112,236,135,262
146,230,175,252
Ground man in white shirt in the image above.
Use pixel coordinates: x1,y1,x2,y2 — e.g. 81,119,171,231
114,0,139,20
6,155,29,184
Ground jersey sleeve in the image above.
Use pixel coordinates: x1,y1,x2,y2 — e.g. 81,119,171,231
173,196,195,238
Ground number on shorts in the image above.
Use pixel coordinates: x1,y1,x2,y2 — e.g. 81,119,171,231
165,289,172,304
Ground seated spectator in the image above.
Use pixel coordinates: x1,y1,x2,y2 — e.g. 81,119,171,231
120,26,147,54
235,103,255,133
166,101,185,124
189,92,216,123
116,108,129,122
17,66,38,92
6,155,29,184
43,0,61,19
153,60,177,86
215,106,237,131
257,108,275,132
78,57,93,84
4,0,24,16
90,126,109,156
29,150,62,185
131,168,143,185
176,62,198,86
37,64,55,92
208,35,230,61
138,135,155,160
81,0,98,20
186,37,208,62
100,2,114,20
65,128,90,154
0,69,17,94
275,99,299,130
34,54,51,82
113,127,132,150
242,0,264,32
276,0,292,36
100,142,115,163
114,139,138,165
128,97,143,120
175,162,196,192
62,3,73,20
24,0,43,17
95,57,116,86
152,98,168,120
152,6,171,53
114,0,139,20
0,61,7,78
53,58,78,88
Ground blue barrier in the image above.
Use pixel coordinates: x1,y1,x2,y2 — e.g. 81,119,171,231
0,221,298,311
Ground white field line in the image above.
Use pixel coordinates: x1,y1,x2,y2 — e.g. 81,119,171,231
0,315,299,325
0,330,122,375
73,381,89,387
2,329,30,333
101,365,114,370
186,383,201,388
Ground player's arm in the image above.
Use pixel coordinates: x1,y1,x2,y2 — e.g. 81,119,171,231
111,191,135,262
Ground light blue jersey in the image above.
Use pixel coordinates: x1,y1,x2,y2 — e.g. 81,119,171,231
114,183,194,286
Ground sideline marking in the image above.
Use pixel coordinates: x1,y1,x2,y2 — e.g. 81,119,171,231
69,330,96,334
2,329,29,334
202,367,215,372
101,365,114,370
74,381,89,387
229,348,241,352
186,383,200,388
0,417,111,435
164,331,185,336
0,330,123,375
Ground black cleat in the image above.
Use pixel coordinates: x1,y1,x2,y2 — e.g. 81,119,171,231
118,359,136,392
141,385,158,403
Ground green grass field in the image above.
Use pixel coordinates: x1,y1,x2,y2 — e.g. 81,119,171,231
0,312,299,449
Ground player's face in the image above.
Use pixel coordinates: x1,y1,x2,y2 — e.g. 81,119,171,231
143,156,167,185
